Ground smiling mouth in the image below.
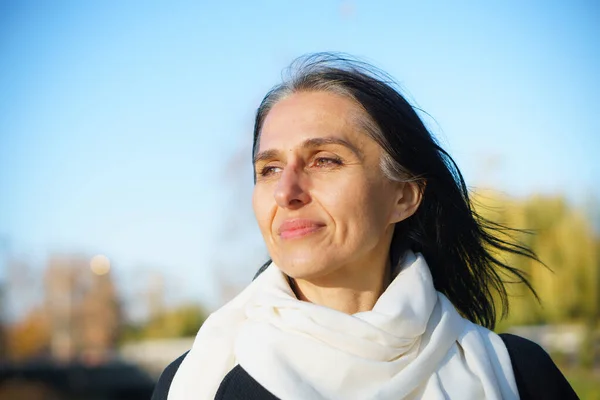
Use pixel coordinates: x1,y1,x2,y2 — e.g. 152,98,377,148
278,220,325,240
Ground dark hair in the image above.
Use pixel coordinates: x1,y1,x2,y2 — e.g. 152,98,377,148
251,53,538,329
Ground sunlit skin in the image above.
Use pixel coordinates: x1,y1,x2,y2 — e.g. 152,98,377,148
252,91,422,314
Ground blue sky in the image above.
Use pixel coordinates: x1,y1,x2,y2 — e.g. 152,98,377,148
1,1,598,312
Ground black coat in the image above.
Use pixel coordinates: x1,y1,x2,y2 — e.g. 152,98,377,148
151,333,578,400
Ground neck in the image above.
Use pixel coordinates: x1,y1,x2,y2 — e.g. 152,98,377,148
289,258,392,314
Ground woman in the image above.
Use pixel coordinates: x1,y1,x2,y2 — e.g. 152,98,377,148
153,54,577,400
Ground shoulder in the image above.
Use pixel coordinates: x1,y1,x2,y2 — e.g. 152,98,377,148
499,333,566,376
499,333,579,400
151,351,189,400
500,333,554,366
215,364,280,400
151,354,279,400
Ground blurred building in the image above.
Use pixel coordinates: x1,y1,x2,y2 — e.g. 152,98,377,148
44,255,121,363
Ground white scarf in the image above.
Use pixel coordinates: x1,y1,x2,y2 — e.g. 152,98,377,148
168,251,519,399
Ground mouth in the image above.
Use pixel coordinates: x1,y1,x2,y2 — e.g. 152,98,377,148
277,219,326,240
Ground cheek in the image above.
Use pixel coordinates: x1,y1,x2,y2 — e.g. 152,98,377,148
252,186,274,234
317,177,393,233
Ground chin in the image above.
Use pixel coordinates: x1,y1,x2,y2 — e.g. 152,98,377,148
274,256,336,280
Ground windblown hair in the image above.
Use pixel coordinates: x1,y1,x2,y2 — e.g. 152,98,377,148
251,53,538,329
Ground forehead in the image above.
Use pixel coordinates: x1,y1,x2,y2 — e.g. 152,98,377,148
258,91,368,150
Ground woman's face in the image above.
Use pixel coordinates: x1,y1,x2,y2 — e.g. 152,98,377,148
252,91,407,280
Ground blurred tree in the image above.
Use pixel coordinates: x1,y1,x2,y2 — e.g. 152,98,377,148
473,191,600,327
0,283,5,359
2,256,47,361
5,308,50,361
146,272,166,322
122,303,207,341
5,257,41,327
0,237,7,359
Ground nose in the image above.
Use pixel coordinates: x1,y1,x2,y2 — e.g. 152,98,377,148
274,165,310,209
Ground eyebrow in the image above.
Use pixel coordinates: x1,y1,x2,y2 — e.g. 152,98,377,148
253,136,364,165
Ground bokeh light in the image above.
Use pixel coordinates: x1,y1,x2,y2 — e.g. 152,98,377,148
90,255,111,276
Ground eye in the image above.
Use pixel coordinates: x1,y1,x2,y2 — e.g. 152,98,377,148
259,165,283,177
314,157,343,168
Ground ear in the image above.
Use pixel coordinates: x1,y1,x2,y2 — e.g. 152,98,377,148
390,180,424,224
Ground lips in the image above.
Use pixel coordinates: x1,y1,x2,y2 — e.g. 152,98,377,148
277,219,325,239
